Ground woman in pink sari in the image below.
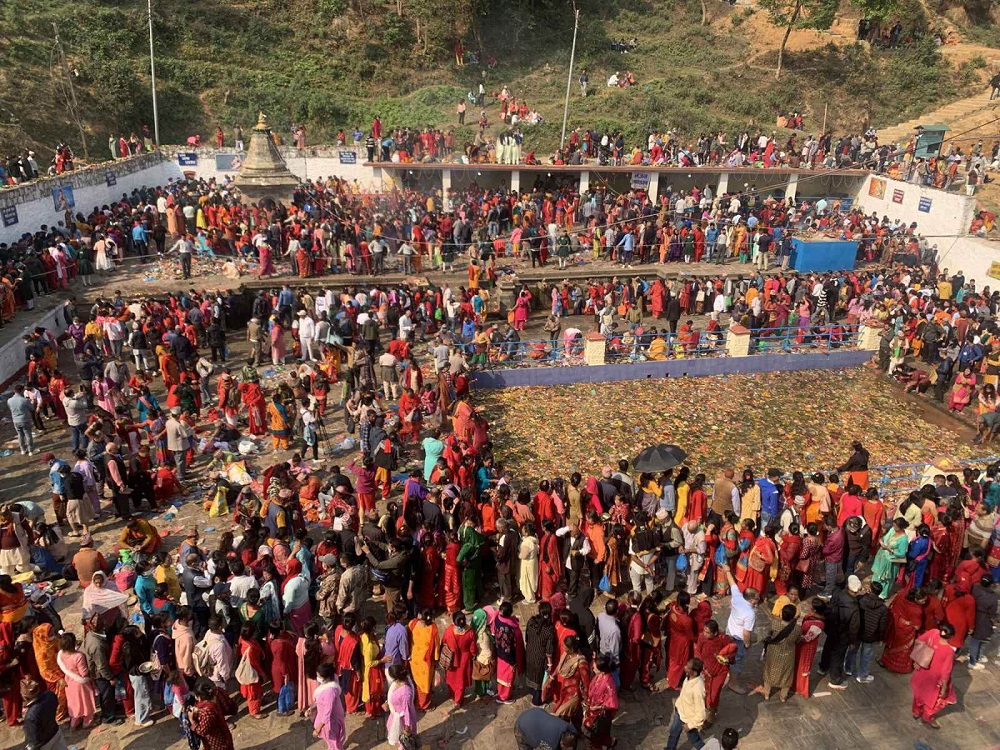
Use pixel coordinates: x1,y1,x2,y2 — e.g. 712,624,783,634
312,663,346,750
910,623,957,728
270,318,286,366
259,242,275,277
512,288,531,331
583,655,620,749
948,367,976,412
386,664,417,748
56,632,97,728
492,601,525,703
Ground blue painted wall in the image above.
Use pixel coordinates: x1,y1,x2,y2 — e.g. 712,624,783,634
470,350,874,388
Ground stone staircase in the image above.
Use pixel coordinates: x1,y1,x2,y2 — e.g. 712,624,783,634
878,90,998,146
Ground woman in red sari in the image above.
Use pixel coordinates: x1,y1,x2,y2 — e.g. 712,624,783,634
734,519,756,592
879,588,927,673
714,513,739,597
794,603,826,697
537,520,561,602
910,623,957,728
333,614,362,713
239,380,267,436
695,620,735,722
397,387,420,443
440,612,475,707
415,534,441,611
665,592,695,690
774,523,802,596
744,528,778,598
442,532,462,614
217,371,238,425
549,636,590,729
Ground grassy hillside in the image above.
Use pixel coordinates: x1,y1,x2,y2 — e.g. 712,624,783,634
0,0,986,162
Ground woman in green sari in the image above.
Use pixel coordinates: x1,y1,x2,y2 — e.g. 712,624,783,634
870,517,910,598
456,521,484,612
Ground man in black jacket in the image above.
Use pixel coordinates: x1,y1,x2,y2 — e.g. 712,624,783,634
495,517,519,604
970,577,998,669
21,679,64,750
850,580,887,683
819,574,861,689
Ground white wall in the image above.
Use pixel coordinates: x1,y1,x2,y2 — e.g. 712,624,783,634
0,303,69,390
0,154,185,245
854,173,977,241
933,235,1000,289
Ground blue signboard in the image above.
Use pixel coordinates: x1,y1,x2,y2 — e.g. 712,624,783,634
918,196,932,213
105,171,117,187
338,150,357,165
177,152,198,167
1,205,17,227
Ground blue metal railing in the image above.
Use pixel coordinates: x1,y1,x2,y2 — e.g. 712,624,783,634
750,323,861,353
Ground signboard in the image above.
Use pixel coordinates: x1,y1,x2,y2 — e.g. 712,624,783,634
630,172,651,190
177,152,198,167
52,185,75,212
0,205,17,228
988,261,1000,282
892,189,904,204
338,150,357,165
867,177,886,200
105,171,117,187
215,153,244,171
918,196,933,213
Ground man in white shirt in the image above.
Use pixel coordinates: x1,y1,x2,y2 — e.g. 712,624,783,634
398,312,413,342
399,241,415,274
227,560,259,608
724,567,758,692
665,659,707,750
298,311,316,361
377,351,399,399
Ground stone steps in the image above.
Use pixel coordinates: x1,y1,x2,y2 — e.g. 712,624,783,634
879,91,997,144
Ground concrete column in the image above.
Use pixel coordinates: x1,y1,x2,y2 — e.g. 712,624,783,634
584,331,606,365
579,170,590,194
725,323,751,357
718,172,730,196
442,168,451,196
511,170,520,194
648,172,660,203
786,173,799,201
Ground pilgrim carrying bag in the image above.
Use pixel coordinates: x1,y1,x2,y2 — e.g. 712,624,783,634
910,638,934,670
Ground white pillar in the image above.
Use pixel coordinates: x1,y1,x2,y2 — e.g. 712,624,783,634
647,172,660,203
442,168,451,196
725,323,751,357
511,170,520,194
579,170,590,194
718,172,730,196
786,173,799,201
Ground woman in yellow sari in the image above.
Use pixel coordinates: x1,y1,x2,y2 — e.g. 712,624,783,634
33,622,67,721
647,333,668,360
0,275,16,322
359,616,385,718
407,610,440,710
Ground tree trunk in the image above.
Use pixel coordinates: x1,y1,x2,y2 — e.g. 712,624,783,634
775,0,802,80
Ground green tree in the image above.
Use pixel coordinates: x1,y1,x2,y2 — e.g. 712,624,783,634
759,0,838,79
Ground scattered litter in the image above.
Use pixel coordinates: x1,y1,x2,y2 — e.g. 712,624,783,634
812,691,832,697
0,449,11,458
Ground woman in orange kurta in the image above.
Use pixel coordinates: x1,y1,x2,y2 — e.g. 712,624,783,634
407,611,440,710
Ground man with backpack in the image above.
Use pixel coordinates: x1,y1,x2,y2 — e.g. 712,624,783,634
65,466,92,537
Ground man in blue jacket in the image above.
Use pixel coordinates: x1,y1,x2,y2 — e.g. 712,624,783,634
757,468,782,531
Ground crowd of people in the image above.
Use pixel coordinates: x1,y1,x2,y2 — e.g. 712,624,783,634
0,234,998,750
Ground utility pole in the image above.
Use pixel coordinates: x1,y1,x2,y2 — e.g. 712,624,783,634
560,3,580,150
147,0,160,146
52,23,89,159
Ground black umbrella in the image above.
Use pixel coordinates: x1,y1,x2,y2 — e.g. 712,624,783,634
632,444,687,473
